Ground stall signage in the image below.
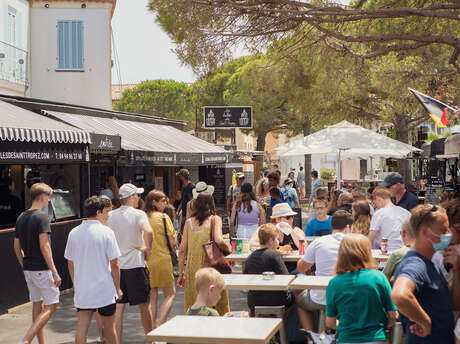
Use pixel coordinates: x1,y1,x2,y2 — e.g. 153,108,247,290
0,143,87,163
203,106,252,129
176,153,203,165
132,151,175,165
203,154,229,164
90,134,121,153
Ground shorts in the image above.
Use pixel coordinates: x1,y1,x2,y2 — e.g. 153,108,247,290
297,289,325,311
117,267,150,306
77,303,116,316
24,270,60,306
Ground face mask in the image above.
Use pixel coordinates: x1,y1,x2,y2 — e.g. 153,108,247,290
276,222,292,236
429,229,452,251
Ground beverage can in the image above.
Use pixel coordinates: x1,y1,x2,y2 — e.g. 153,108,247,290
242,239,250,254
231,237,237,254
236,238,243,254
381,238,388,255
299,239,305,255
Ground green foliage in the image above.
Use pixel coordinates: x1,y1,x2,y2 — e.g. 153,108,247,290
320,168,335,180
114,80,195,129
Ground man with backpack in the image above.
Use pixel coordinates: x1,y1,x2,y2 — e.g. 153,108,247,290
282,179,300,209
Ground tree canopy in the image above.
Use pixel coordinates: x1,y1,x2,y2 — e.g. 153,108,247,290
149,0,460,75
114,80,195,129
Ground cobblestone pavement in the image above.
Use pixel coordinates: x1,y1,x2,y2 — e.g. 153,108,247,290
0,270,249,344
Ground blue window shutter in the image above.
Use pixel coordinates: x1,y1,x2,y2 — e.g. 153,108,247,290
57,20,83,70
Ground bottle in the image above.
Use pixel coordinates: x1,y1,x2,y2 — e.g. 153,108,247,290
231,237,237,254
299,239,305,255
381,238,388,255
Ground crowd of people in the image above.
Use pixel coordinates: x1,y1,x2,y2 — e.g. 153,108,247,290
11,167,460,344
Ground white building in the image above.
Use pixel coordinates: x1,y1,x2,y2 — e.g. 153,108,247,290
0,0,29,96
29,0,115,109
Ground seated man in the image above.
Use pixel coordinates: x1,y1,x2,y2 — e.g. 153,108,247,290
296,211,353,331
305,198,332,237
244,223,294,316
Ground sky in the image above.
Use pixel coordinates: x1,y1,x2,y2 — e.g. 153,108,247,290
111,0,196,85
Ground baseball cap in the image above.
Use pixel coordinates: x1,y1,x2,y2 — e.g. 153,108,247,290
381,172,403,187
236,172,245,179
176,168,190,178
119,183,144,199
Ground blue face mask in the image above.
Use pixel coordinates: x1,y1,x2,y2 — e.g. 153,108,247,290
429,229,452,251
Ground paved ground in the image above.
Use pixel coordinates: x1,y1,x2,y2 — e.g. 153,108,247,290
0,271,249,344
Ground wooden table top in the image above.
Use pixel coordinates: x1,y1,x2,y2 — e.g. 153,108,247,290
222,274,296,291
226,252,302,262
146,315,283,344
289,275,333,290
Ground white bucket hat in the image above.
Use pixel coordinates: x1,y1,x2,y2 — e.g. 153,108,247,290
192,181,215,199
270,203,297,219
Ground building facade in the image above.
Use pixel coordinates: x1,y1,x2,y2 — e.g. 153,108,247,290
29,0,115,109
0,0,29,96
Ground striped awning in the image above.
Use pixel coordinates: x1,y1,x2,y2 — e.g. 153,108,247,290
0,100,91,144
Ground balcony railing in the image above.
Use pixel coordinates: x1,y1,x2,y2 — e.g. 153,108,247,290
0,40,28,87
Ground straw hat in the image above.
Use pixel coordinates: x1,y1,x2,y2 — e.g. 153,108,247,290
192,181,215,199
270,203,297,219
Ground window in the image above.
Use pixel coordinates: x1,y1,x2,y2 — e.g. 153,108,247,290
8,6,17,45
57,20,83,70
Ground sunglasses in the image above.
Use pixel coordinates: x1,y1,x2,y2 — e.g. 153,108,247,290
284,215,294,220
416,204,438,231
238,177,245,180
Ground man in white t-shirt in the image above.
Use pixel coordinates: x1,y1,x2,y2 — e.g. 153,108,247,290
296,210,353,331
65,196,122,344
106,183,153,342
368,187,410,251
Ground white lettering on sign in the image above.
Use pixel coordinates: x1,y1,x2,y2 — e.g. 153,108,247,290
97,137,114,149
0,151,51,160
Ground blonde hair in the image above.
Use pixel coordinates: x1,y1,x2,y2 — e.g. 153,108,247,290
351,200,371,235
372,187,391,200
335,234,377,275
194,268,225,293
258,223,279,245
410,204,446,236
30,182,53,201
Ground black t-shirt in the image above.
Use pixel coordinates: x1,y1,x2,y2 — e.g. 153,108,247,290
181,182,195,218
243,248,293,311
14,209,52,271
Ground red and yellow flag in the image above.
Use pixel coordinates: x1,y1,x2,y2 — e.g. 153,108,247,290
409,88,455,128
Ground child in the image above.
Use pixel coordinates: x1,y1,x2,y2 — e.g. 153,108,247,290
186,267,226,316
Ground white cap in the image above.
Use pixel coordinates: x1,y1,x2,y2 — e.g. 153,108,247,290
119,183,144,199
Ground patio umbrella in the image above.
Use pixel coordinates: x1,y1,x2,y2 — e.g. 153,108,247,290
279,120,421,186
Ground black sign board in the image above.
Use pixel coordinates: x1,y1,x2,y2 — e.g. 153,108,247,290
129,151,230,166
203,106,252,129
0,142,88,164
176,153,203,165
90,134,121,154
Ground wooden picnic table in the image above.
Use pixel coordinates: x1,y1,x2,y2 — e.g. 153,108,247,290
146,315,283,344
222,274,296,291
227,249,388,263
289,275,333,290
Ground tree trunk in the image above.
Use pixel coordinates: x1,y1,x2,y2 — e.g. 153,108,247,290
256,132,267,167
303,112,312,200
394,114,411,184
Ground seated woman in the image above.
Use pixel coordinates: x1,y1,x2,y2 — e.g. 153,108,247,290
244,223,294,317
326,233,397,344
249,203,305,272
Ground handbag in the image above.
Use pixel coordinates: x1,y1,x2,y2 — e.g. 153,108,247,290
202,215,232,274
163,214,178,266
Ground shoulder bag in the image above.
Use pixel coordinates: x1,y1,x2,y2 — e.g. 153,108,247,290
202,215,232,274
163,214,178,266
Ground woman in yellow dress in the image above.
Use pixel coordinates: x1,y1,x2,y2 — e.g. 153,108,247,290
145,190,177,328
176,192,231,315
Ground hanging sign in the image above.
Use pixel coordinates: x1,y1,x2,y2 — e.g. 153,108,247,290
203,106,252,129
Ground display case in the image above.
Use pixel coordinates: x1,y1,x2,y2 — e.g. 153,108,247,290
49,189,78,222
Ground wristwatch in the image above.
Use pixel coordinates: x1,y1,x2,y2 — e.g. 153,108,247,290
52,272,59,278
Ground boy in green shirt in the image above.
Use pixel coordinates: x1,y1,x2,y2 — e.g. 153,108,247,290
186,267,225,316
